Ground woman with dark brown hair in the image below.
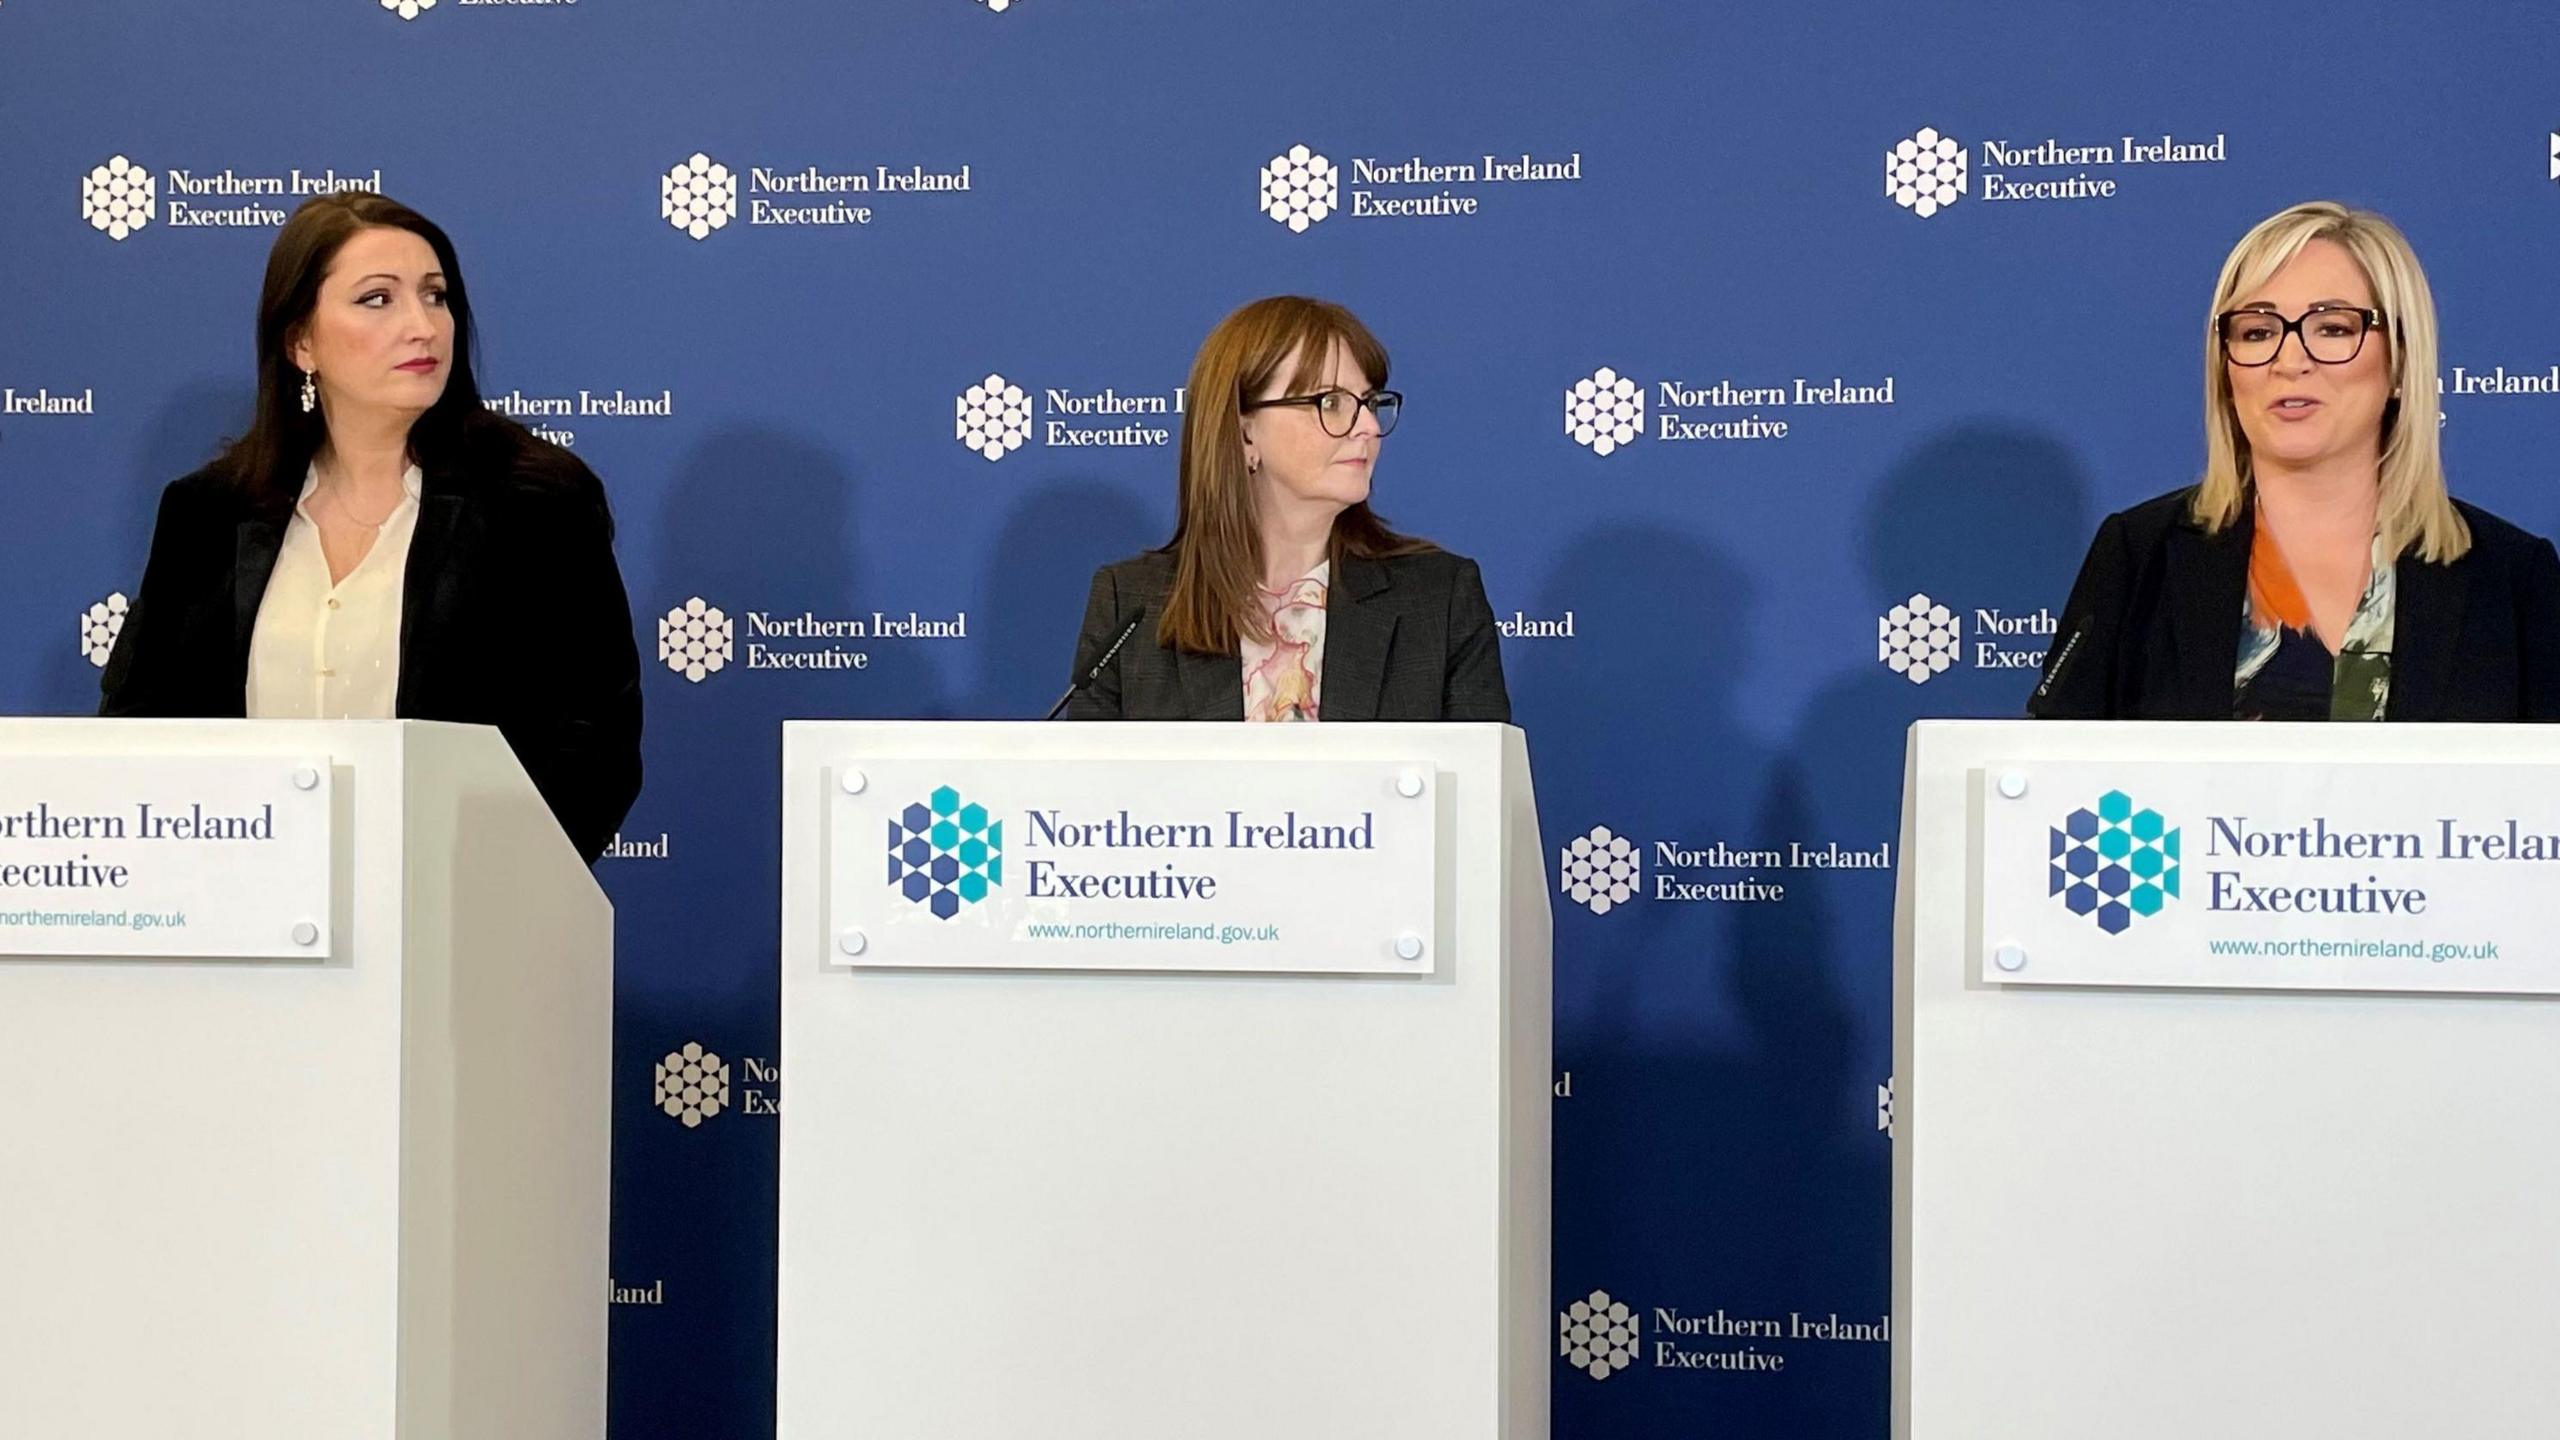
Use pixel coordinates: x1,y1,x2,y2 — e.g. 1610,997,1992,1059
1060,296,1510,722
100,191,642,861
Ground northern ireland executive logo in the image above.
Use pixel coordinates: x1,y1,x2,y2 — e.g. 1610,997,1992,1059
381,0,435,18
957,374,1034,461
1885,127,1967,217
2050,790,2180,934
1884,124,2228,213
1560,825,1640,915
1878,593,1962,684
1259,144,1339,232
661,153,739,241
81,156,156,242
1560,1289,1642,1381
890,786,1004,919
78,593,128,668
1564,368,1644,456
658,597,735,683
654,1041,731,1128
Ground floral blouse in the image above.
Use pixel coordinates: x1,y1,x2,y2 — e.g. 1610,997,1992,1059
1241,561,1328,722
2234,523,2394,721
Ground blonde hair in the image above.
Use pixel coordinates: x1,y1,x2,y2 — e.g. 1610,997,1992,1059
2193,200,2466,562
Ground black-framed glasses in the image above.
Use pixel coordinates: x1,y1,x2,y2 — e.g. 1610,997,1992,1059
2215,305,2386,367
1241,387,1403,437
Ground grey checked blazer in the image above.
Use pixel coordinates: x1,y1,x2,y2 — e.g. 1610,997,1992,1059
1063,548,1512,721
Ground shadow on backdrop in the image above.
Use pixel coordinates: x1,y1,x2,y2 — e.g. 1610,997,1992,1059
1780,420,2098,1040
608,424,925,1440
27,380,246,715
964,478,1161,718
1708,422,2101,1431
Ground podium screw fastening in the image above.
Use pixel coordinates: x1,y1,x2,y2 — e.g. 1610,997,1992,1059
838,928,868,957
1997,770,2028,799
1396,770,1426,798
292,765,320,791
1994,943,2027,972
1394,933,1425,961
291,921,319,947
839,769,867,795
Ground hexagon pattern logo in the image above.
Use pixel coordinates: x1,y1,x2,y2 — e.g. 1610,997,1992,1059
1886,127,1966,218
381,0,437,19
890,786,1004,920
1877,1077,1895,1138
1564,368,1644,456
654,1041,730,1128
2549,130,2559,182
2050,790,2181,935
1559,1289,1641,1380
79,593,129,668
972,0,1021,10
662,153,738,241
658,597,734,683
81,156,156,242
1560,824,1639,916
957,374,1033,461
1879,592,1961,684
1259,144,1337,232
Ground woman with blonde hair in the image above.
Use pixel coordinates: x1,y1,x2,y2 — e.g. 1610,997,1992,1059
1059,296,1510,722
2031,200,2560,720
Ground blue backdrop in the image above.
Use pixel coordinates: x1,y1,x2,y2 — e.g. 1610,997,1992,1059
7,2,2559,1434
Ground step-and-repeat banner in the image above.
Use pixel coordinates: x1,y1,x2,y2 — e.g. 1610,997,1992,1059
6,3,2557,1434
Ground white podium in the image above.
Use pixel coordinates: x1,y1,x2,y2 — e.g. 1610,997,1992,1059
1894,720,2560,1439
0,719,612,1440
777,721,1551,1439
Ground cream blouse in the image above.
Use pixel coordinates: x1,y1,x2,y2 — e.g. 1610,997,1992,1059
245,464,423,720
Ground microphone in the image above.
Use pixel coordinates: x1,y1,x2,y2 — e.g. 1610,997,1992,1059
1044,612,1146,720
2031,625,2085,709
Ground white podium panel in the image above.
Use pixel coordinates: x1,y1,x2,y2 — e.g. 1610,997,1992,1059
0,719,612,1440
779,721,1552,1440
1894,721,2560,1440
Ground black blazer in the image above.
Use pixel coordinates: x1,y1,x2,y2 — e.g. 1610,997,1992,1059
100,438,643,862
2029,486,2560,721
1065,548,1512,721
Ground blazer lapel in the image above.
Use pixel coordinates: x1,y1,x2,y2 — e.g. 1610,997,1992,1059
1320,554,1395,722
232,517,284,670
2387,549,2466,722
400,471,470,712
1176,643,1246,720
2159,509,2249,718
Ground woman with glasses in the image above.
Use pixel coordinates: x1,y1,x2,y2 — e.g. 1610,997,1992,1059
2030,200,2560,721
1058,295,1510,721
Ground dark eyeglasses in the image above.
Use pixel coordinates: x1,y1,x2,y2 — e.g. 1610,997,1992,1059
2215,306,2386,367
1241,387,1403,438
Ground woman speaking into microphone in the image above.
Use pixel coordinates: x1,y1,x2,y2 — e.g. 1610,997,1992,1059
1060,296,1510,723
101,192,643,861
2032,201,2560,722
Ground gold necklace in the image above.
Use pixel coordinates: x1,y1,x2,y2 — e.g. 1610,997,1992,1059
316,476,402,529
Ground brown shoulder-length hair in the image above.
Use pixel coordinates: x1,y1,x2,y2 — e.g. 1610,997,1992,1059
215,191,548,516
1158,296,1435,655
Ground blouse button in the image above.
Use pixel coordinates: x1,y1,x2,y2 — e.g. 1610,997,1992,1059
318,667,337,678
327,598,341,610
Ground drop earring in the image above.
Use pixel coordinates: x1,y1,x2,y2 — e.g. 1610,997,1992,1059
300,369,317,414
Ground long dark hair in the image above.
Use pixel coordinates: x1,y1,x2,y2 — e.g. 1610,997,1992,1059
217,191,527,514
1158,296,1433,655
